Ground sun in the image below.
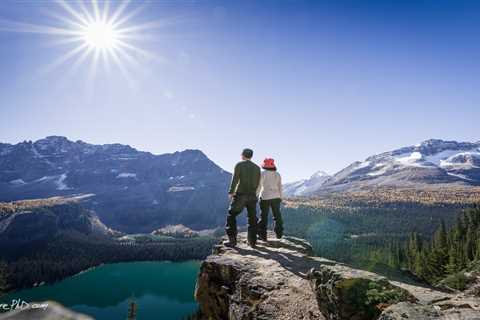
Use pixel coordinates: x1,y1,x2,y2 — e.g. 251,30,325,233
81,21,119,50
0,0,165,84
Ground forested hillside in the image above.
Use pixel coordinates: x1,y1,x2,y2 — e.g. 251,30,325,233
406,205,480,289
282,189,480,279
0,232,216,294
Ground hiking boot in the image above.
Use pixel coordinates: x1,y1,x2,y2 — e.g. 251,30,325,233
224,236,237,248
258,234,267,242
248,241,257,248
275,229,283,239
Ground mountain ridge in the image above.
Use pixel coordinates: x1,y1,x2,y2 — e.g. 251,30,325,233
0,136,231,232
0,195,117,245
284,139,480,196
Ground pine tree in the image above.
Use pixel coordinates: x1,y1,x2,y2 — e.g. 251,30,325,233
406,206,480,283
431,220,448,277
407,232,421,270
435,220,448,250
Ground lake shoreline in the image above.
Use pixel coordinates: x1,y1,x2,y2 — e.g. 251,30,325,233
1,261,202,320
1,258,204,298
1,234,218,297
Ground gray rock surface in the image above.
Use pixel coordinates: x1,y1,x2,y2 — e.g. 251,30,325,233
195,232,325,320
195,232,480,320
378,301,480,320
308,266,416,319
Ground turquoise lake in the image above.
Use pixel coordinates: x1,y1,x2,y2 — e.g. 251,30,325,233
1,261,201,320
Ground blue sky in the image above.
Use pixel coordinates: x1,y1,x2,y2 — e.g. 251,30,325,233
0,0,479,182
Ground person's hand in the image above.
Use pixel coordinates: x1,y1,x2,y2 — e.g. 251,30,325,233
229,193,235,200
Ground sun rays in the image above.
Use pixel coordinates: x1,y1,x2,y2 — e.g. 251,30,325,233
0,0,163,85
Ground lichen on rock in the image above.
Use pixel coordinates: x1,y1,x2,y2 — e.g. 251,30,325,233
308,266,416,320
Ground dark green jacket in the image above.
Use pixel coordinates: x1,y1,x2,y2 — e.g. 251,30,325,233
229,160,261,195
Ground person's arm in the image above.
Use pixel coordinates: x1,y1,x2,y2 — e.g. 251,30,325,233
278,173,283,199
229,163,240,195
256,172,263,198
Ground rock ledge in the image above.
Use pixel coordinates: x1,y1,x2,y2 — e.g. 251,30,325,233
195,232,480,320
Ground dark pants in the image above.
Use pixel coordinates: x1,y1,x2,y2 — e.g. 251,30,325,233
258,198,283,239
225,193,258,244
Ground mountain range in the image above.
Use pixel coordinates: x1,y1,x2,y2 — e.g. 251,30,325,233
284,139,480,196
0,136,231,232
2,137,479,230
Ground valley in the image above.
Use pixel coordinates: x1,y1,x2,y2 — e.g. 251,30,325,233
0,196,217,294
1,137,480,319
282,187,480,281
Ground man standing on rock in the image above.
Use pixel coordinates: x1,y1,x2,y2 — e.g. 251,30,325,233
225,148,261,248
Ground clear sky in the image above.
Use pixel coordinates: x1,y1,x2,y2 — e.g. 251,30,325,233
0,0,478,182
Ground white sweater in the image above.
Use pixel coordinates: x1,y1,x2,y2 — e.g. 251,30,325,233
257,170,283,200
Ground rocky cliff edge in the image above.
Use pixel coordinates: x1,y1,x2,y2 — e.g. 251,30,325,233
195,232,480,320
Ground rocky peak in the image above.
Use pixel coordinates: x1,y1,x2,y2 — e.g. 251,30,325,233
311,171,330,179
34,136,76,152
195,233,480,320
99,143,139,155
416,139,479,155
171,149,209,162
283,171,331,197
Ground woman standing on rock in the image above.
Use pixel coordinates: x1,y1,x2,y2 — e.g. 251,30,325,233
257,158,284,241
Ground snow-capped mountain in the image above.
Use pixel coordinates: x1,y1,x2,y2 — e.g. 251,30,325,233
317,139,480,193
0,136,231,232
283,171,331,196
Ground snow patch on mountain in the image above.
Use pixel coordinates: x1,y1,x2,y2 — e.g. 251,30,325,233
367,166,389,177
31,174,71,190
425,150,461,166
9,179,26,186
168,186,195,192
35,176,56,183
395,151,424,166
116,173,137,179
55,173,71,190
